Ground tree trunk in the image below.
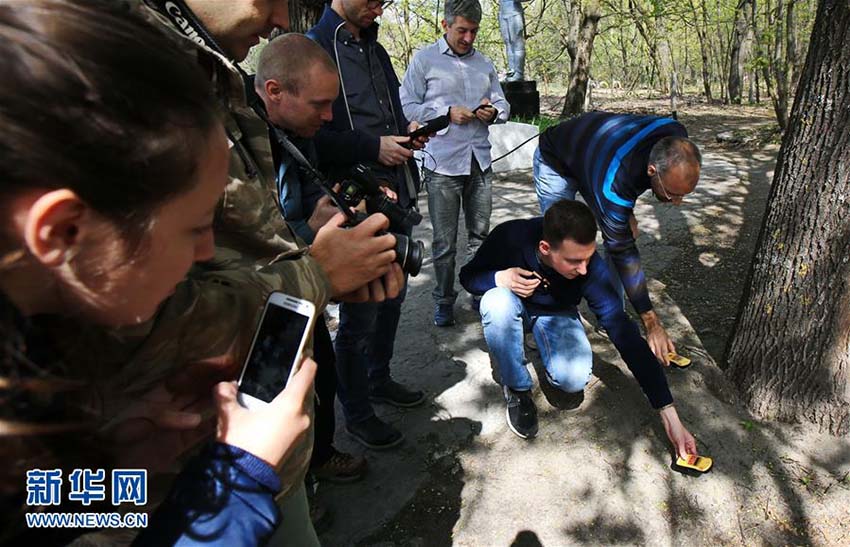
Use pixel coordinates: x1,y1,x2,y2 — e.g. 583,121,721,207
288,0,324,32
785,0,799,94
688,0,713,101
629,0,662,92
771,0,790,129
725,0,850,436
656,21,673,95
561,3,601,117
728,0,752,104
714,0,729,102
748,0,760,104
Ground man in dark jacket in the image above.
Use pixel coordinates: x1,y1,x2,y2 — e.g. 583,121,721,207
459,199,698,461
308,0,426,450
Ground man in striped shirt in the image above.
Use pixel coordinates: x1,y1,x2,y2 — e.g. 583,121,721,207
534,112,702,364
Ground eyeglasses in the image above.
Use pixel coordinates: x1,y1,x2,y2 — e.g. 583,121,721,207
366,0,393,9
654,169,686,204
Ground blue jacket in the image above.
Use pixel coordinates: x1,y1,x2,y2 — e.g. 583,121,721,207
307,5,420,208
459,217,673,409
134,443,281,546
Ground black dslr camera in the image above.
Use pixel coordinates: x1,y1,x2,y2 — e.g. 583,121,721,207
292,156,425,276
338,164,425,276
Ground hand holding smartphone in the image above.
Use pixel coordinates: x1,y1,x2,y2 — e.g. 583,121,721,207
407,114,450,140
216,359,316,467
237,292,317,409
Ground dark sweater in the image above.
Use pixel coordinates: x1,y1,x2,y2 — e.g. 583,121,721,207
459,218,673,409
538,112,688,314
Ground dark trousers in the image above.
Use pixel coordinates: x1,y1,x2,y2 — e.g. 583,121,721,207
310,319,337,467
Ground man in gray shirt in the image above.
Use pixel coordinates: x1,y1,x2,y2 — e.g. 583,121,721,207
401,0,509,327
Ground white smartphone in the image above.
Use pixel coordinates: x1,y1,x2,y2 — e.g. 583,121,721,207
236,291,317,410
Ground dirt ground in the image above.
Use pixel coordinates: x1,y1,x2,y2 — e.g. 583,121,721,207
313,95,850,546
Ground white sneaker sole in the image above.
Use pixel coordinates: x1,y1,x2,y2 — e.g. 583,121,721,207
506,406,537,439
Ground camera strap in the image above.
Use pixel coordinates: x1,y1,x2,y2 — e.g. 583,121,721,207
146,0,227,57
274,130,357,223
146,0,270,116
147,0,355,225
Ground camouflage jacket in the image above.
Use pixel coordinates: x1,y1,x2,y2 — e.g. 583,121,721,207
32,2,331,524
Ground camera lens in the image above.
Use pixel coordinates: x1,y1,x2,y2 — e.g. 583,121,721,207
393,233,424,276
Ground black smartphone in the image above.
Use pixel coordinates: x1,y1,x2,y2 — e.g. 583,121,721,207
472,104,495,114
407,114,450,140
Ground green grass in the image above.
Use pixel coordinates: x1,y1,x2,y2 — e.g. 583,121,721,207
510,114,561,132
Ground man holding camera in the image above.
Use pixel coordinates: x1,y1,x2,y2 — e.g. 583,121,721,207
400,0,509,327
253,33,375,496
308,0,427,450
459,199,699,463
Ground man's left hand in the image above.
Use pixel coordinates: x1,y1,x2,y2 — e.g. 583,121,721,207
641,310,675,364
379,185,398,202
336,263,404,303
659,405,698,460
474,99,497,123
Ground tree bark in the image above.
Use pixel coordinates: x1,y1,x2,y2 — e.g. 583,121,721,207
561,2,601,117
288,0,324,32
725,0,850,436
629,0,663,92
771,0,790,129
728,0,753,104
688,0,713,101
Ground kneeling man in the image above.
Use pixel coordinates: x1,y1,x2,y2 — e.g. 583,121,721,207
459,199,697,459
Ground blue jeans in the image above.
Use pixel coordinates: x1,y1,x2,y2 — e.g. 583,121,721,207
533,147,624,306
425,157,492,306
498,2,526,81
334,276,408,425
480,287,592,393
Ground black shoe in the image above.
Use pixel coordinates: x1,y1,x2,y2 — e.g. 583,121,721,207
504,387,538,439
434,303,455,327
369,379,426,407
305,473,333,534
346,416,404,450
562,389,585,411
309,499,333,535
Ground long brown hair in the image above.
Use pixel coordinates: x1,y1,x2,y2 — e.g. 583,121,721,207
0,0,220,251
0,0,220,540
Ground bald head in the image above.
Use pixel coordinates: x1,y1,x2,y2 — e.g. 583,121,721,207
647,136,701,200
255,33,337,98
649,137,701,179
255,33,339,137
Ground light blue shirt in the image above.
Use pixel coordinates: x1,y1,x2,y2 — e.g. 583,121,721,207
400,36,509,176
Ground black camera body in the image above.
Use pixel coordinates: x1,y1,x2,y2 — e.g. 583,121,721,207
338,164,425,277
